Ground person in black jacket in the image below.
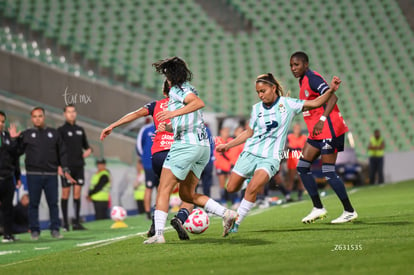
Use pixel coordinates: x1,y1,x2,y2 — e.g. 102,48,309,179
0,111,22,242
58,104,92,231
14,107,75,240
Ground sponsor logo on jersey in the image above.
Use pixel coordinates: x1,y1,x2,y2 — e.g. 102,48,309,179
76,130,82,135
265,120,278,132
48,132,53,138
68,131,73,136
31,132,36,138
304,89,310,97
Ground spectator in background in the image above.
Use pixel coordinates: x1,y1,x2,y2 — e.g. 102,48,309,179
199,124,214,197
285,123,307,201
133,159,146,214
13,193,29,234
58,104,92,231
368,129,385,184
88,158,111,220
214,127,235,206
0,111,22,242
14,107,75,240
136,119,158,220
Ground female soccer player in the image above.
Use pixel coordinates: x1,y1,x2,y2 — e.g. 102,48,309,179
290,51,357,224
144,56,238,244
216,73,342,232
100,80,193,240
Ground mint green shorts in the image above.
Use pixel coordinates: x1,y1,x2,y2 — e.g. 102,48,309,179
163,142,210,180
233,151,280,179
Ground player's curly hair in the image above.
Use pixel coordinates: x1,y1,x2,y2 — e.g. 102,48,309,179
162,79,170,95
152,56,193,90
256,73,284,97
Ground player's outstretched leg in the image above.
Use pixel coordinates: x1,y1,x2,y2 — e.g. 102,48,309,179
170,206,191,240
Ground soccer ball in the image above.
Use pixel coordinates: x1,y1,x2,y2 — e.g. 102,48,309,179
184,208,209,234
111,206,127,221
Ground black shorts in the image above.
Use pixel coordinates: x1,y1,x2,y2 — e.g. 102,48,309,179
144,168,159,189
152,150,169,179
61,166,85,187
216,169,231,176
307,134,345,155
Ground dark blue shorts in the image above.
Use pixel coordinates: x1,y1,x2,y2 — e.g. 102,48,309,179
61,166,84,187
307,134,345,155
151,150,169,180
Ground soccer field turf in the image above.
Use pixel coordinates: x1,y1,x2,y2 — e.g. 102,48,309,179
1,180,413,274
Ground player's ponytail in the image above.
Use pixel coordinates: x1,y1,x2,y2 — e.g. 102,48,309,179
152,56,193,88
256,73,284,97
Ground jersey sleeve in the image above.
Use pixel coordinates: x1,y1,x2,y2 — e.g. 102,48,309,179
144,101,156,116
82,128,90,150
286,97,305,115
308,73,329,95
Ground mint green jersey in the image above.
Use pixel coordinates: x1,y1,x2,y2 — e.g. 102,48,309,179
243,96,305,160
168,82,209,146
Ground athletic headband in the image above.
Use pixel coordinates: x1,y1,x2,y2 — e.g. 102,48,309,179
256,78,276,86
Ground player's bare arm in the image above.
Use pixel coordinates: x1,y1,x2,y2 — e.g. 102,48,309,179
302,76,341,113
156,93,204,122
216,126,254,152
100,107,149,140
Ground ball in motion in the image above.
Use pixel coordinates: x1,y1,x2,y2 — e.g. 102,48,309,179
111,206,127,221
184,208,209,234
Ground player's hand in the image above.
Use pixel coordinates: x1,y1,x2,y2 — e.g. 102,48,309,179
8,123,21,138
157,122,167,133
312,121,324,137
58,166,64,176
16,179,22,189
216,144,229,153
156,110,173,122
330,76,342,92
100,126,113,141
64,172,77,184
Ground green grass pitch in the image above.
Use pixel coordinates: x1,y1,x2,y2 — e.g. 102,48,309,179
1,180,413,274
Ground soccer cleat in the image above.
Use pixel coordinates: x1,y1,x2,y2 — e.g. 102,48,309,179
72,223,87,231
62,224,70,232
222,210,238,237
331,211,358,224
147,223,155,238
51,230,63,239
229,223,239,233
2,235,18,243
143,235,165,244
301,207,328,224
170,217,190,240
31,231,40,241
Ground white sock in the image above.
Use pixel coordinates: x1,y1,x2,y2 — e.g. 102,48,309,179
204,199,226,217
236,199,254,225
154,210,168,236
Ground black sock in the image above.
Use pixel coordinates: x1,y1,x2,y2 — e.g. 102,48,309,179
341,198,354,212
298,190,303,200
61,199,68,226
310,195,323,209
74,199,81,224
176,208,190,224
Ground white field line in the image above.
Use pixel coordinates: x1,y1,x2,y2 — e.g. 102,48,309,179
34,247,50,250
0,258,33,268
0,250,20,256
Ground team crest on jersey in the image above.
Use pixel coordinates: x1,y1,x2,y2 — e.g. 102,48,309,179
76,130,82,135
304,89,310,97
31,132,36,138
48,132,53,138
4,138,10,145
278,103,286,113
68,131,73,136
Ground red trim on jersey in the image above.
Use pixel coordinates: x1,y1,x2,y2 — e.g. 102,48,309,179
299,70,348,140
150,98,174,154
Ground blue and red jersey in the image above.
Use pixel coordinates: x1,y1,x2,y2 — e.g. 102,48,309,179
299,69,348,140
144,98,174,154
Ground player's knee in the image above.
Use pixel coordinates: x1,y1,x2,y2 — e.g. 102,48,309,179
322,164,339,180
297,159,311,175
226,181,239,193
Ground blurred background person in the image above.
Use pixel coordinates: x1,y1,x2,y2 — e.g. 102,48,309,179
368,129,385,185
58,104,92,231
285,123,307,202
198,124,214,197
0,111,22,242
88,158,111,220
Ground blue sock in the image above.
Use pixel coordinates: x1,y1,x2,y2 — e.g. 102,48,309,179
297,159,323,208
176,208,190,224
322,164,354,212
